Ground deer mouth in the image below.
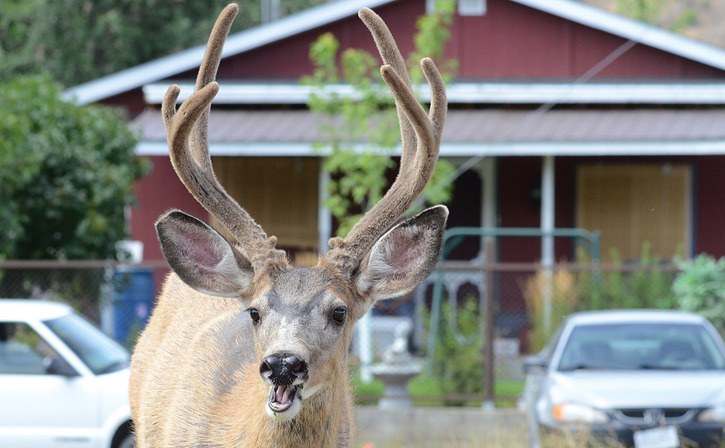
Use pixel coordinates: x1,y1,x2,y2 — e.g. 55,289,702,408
268,383,301,414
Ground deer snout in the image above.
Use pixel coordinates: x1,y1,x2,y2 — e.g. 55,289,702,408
260,353,308,385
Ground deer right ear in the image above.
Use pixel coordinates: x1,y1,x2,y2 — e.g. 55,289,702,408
355,205,448,303
156,210,254,297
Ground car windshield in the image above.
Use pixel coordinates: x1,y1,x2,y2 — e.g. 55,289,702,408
44,313,130,375
557,322,725,372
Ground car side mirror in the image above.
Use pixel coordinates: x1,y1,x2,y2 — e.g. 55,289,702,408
523,354,548,374
45,356,79,377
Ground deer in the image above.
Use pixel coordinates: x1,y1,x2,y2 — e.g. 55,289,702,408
129,3,448,447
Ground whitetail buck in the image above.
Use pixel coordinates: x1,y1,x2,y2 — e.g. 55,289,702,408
129,3,448,447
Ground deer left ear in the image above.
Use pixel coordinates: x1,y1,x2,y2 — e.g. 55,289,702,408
356,205,448,303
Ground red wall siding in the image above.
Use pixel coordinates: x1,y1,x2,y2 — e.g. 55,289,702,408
101,88,146,119
497,156,577,263
130,156,207,262
170,0,724,82
693,156,725,257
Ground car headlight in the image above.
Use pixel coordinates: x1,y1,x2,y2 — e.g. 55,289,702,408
699,404,725,423
552,402,608,424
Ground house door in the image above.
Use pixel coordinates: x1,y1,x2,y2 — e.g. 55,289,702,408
576,163,691,262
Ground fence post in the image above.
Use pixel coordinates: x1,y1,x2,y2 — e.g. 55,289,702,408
482,240,495,410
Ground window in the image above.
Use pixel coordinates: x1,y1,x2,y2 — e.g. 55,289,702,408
557,323,725,371
45,314,129,375
576,164,691,261
0,322,59,375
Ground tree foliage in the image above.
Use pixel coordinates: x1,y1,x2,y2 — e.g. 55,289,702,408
615,0,697,31
0,75,147,260
0,0,325,86
305,0,457,236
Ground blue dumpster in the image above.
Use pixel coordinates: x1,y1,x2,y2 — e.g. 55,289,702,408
112,267,154,346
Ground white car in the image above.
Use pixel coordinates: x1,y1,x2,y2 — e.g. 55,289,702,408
0,299,134,448
523,309,725,448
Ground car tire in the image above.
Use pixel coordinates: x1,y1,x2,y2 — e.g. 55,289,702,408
116,433,135,448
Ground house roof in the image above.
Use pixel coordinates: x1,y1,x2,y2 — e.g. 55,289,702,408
64,0,725,105
62,0,396,105
132,108,725,157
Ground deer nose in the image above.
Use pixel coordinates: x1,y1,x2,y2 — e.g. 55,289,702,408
260,353,308,384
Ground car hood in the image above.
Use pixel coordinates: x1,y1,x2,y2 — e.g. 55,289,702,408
549,370,725,408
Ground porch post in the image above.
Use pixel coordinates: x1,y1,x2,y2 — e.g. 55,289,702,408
482,158,497,231
319,161,372,382
480,157,497,410
541,155,555,334
318,164,331,252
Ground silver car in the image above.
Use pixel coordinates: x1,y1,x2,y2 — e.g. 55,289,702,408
523,310,725,448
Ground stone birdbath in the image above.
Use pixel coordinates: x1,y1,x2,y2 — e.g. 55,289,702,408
370,320,424,409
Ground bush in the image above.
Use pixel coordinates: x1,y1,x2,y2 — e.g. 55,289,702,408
0,75,147,260
428,298,484,400
523,269,580,352
672,255,725,336
524,244,678,352
583,244,676,311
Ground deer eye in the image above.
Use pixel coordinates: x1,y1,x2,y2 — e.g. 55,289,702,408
248,308,261,324
331,307,347,325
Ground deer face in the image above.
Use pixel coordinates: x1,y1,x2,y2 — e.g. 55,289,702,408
154,3,449,423
157,205,447,421
250,268,356,420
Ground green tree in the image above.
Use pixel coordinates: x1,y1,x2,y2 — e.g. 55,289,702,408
616,0,697,31
0,0,326,86
0,75,147,260
305,0,457,236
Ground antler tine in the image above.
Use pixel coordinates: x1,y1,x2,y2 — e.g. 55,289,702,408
325,8,447,276
164,3,286,270
356,8,416,167
188,3,236,168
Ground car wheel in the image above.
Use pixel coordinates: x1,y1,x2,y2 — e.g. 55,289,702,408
116,433,135,448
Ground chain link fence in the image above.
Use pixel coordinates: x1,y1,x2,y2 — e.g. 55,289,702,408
0,260,169,348
0,257,683,406
348,252,681,407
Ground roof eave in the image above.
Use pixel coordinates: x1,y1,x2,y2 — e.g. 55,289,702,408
136,139,725,157
142,81,725,105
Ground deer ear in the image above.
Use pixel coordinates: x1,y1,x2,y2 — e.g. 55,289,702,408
356,205,448,303
156,210,254,297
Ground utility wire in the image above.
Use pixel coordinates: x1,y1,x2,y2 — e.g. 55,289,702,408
416,8,677,207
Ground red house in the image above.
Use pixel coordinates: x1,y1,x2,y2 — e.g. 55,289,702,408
66,0,725,321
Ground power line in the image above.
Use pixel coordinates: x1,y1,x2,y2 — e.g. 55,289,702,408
417,21,651,206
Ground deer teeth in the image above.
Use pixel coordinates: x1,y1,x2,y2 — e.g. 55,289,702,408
268,384,298,412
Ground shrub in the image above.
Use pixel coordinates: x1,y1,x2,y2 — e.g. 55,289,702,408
428,298,484,401
524,244,678,352
672,255,725,336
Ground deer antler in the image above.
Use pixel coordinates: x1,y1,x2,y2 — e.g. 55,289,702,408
162,3,286,270
324,8,447,276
